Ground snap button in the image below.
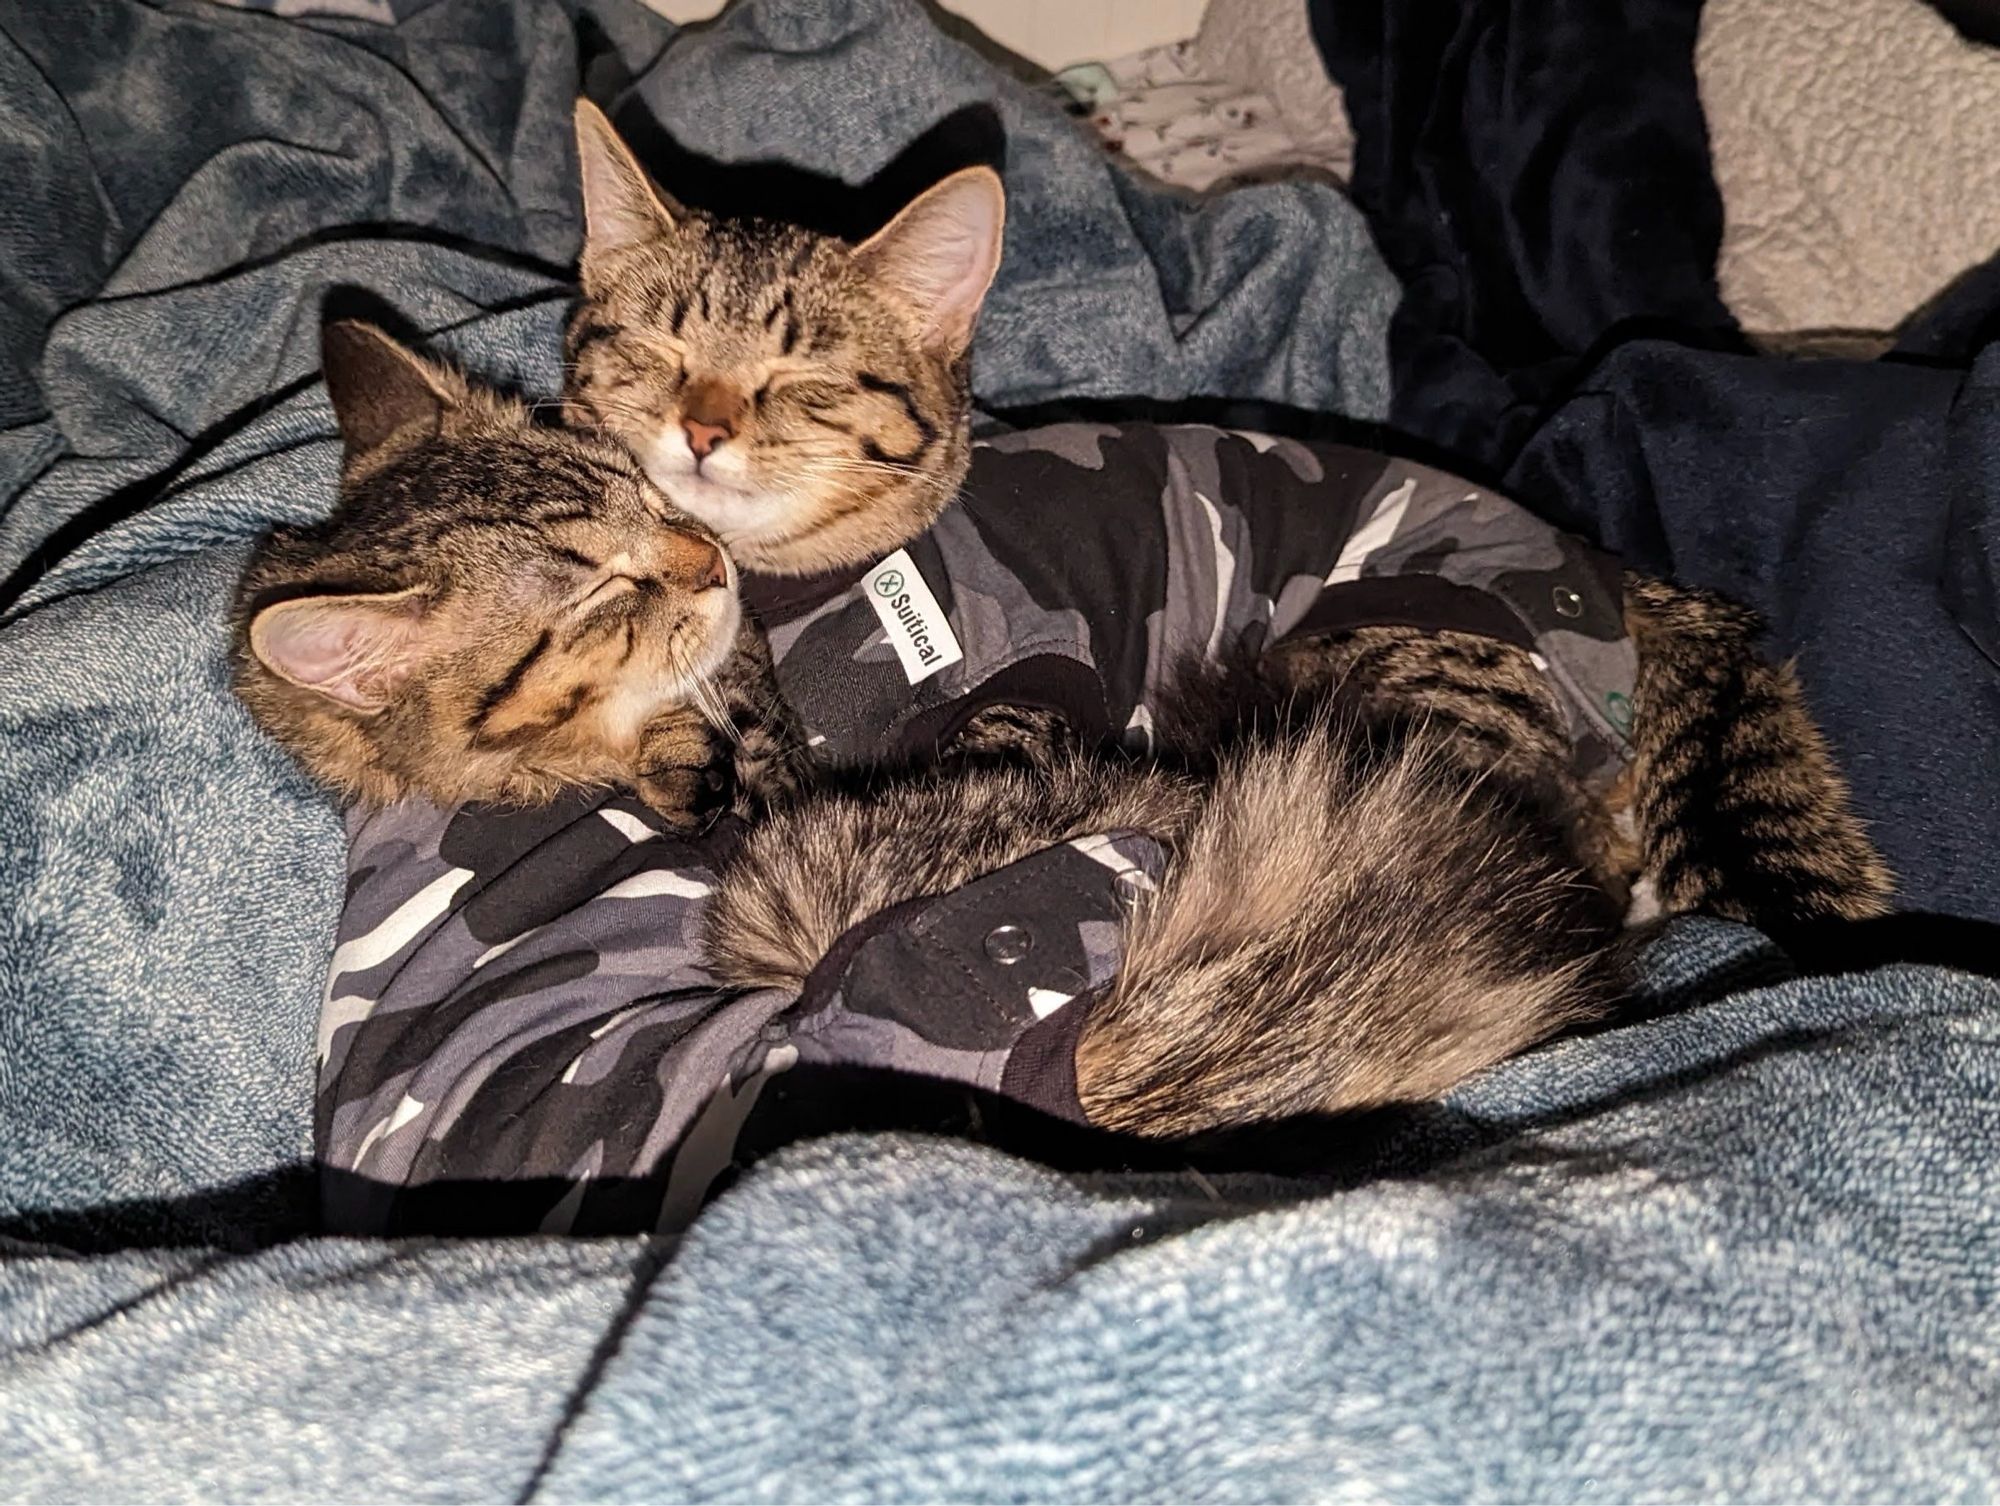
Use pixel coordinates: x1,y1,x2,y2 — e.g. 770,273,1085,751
1552,585,1584,619
983,925,1033,965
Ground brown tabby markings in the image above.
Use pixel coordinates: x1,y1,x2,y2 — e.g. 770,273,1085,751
563,100,1004,578
556,110,1885,920
1245,584,1895,938
709,686,1623,1140
553,103,1889,1124
707,586,1892,1140
1073,714,1618,1135
705,754,1206,994
233,321,804,832
234,112,1895,1144
1262,625,1631,901
1621,574,1893,924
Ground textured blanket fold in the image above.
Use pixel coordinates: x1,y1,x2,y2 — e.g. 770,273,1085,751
538,919,2000,1502
7,923,1998,1503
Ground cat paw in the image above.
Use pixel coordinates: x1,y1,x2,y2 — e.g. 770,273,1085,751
635,762,732,836
635,711,734,834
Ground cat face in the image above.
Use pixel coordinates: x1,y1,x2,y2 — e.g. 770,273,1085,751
235,320,742,809
563,101,1005,577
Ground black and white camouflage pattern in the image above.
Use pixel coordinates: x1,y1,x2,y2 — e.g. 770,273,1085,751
323,790,1163,1234
205,0,411,20
319,424,1635,1233
772,423,1635,781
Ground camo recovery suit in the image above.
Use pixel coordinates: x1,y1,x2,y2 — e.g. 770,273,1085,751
319,424,1638,1234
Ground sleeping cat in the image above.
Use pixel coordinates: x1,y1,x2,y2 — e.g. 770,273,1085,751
562,101,1891,940
244,326,1615,1153
706,670,1632,1139
232,320,806,833
563,99,1001,578
250,109,1894,1150
242,321,1887,1149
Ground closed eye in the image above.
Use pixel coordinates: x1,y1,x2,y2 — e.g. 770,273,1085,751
764,375,847,408
574,575,639,614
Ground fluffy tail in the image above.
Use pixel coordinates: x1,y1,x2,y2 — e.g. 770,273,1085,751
1075,719,1623,1138
704,756,1200,991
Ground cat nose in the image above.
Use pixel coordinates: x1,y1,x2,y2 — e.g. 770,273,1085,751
679,378,745,462
659,530,728,591
682,417,732,459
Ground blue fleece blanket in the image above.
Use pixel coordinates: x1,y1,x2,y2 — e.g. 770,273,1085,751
6,922,1998,1502
4,0,1997,1501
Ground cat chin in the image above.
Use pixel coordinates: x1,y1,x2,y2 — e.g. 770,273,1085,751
600,589,743,744
632,447,770,532
635,429,750,489
646,473,787,556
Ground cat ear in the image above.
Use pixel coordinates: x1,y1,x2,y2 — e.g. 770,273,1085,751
855,166,1005,354
249,587,431,714
574,99,681,281
321,321,457,466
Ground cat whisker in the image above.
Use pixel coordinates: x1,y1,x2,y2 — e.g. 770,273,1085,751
672,642,733,741
808,457,941,481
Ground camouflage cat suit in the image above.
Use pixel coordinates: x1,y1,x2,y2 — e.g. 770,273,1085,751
320,424,1636,1235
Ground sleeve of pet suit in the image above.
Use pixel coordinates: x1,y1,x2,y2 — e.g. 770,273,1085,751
317,790,792,1236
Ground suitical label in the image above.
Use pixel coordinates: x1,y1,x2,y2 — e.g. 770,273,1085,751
863,548,963,685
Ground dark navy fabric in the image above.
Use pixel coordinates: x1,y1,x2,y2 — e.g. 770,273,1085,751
1305,0,2000,925
1306,0,1741,474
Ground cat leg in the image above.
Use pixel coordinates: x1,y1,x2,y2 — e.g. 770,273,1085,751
1623,574,1893,926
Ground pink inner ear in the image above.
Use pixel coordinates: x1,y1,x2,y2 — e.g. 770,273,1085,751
576,106,676,262
253,595,423,712
861,170,1005,347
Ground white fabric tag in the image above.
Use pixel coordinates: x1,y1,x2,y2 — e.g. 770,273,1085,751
862,548,963,685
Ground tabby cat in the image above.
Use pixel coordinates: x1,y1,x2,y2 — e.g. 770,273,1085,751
232,320,805,832
563,99,1002,577
562,104,1893,1136
708,605,1892,1139
707,676,1631,1138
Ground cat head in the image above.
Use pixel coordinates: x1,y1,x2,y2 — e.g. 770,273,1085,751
563,100,1005,577
235,320,742,809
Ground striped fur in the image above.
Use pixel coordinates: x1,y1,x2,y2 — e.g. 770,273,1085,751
1248,588,1892,929
1622,574,1892,924
1076,709,1621,1136
232,322,806,832
706,755,1203,991
563,102,1001,578
709,674,1624,1137
706,587,1890,1140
